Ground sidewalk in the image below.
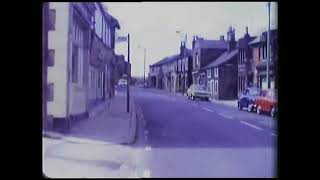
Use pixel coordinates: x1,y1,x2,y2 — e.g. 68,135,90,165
43,91,140,178
68,92,137,144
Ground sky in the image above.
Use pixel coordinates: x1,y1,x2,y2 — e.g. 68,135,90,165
104,2,278,77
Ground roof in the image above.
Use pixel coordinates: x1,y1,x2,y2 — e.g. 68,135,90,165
204,49,238,68
238,36,256,49
249,29,278,46
151,54,181,67
195,40,228,49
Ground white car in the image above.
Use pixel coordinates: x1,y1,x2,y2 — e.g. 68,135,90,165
117,79,127,88
187,84,210,101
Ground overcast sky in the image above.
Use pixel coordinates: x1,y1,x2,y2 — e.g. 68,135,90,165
104,2,278,77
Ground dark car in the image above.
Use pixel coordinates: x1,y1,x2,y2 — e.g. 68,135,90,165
238,87,261,112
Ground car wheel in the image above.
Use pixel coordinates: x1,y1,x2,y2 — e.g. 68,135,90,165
270,107,275,117
238,102,242,110
248,105,253,112
257,105,262,115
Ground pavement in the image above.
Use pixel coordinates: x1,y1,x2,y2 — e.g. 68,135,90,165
42,90,140,178
131,87,277,178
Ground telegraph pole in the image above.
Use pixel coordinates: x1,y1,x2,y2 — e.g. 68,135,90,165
144,48,146,87
267,2,271,89
182,33,187,95
127,33,130,112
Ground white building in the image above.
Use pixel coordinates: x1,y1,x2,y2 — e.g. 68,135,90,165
45,2,120,130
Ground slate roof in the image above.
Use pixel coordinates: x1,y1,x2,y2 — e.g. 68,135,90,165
249,29,277,46
238,36,256,49
150,54,181,67
204,49,238,69
195,40,228,49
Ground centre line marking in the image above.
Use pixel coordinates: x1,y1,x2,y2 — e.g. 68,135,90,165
202,107,214,112
240,121,263,131
217,113,233,119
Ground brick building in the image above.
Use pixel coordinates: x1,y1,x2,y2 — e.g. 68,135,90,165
249,29,278,90
237,27,257,96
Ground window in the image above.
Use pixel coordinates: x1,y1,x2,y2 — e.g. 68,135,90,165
48,9,56,30
47,49,55,66
47,83,54,101
214,80,218,93
101,18,104,41
71,45,79,83
214,67,218,78
195,53,199,67
207,69,211,78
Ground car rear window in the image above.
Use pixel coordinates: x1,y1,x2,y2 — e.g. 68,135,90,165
249,89,260,96
195,85,206,91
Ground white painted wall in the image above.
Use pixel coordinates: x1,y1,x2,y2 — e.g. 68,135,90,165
47,3,70,118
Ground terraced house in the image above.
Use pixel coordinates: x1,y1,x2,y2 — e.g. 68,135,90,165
237,27,257,96
249,29,278,90
191,36,228,86
203,27,238,100
44,2,122,130
149,43,193,93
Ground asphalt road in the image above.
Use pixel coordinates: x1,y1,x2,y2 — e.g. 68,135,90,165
131,87,277,178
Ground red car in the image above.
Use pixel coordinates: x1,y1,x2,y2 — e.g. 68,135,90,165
255,89,278,117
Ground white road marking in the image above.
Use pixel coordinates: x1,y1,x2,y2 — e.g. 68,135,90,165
217,113,233,120
240,121,263,131
142,169,151,178
271,133,277,136
202,107,215,112
145,146,151,151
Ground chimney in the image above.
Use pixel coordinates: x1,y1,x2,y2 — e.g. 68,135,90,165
192,36,196,49
246,26,248,34
227,26,236,52
180,42,184,56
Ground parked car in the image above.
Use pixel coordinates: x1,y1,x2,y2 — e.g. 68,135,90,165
117,79,127,88
238,87,261,112
255,89,278,117
187,84,210,101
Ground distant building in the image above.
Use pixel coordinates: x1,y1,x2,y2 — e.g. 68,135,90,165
177,42,193,93
204,27,238,100
191,36,228,86
237,27,257,96
249,29,278,90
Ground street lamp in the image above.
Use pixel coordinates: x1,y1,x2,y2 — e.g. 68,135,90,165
176,30,187,95
138,45,146,87
267,2,271,89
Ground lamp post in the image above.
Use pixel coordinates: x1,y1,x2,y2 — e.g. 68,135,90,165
267,2,271,89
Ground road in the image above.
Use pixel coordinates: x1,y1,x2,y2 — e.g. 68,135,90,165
131,87,277,178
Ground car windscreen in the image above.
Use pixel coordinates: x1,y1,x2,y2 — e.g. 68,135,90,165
249,89,260,96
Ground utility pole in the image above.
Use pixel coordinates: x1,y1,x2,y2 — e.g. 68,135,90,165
267,2,271,89
127,33,130,113
144,47,146,87
182,33,187,95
